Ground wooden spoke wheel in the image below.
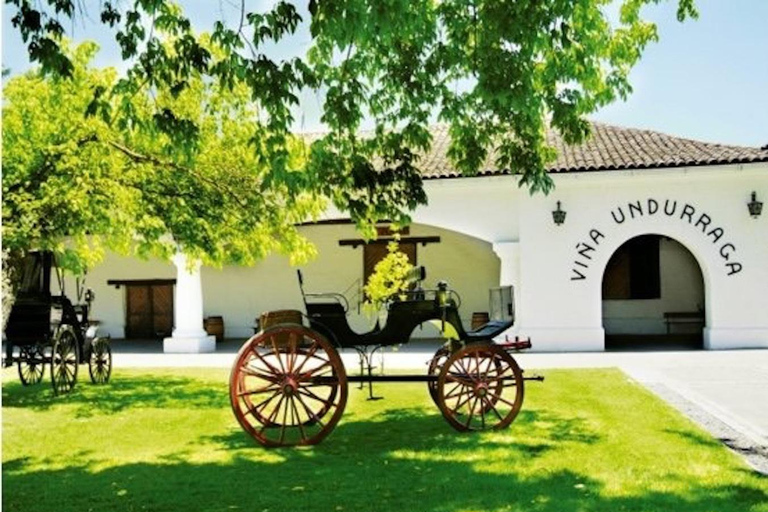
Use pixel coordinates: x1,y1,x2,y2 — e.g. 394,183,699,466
437,344,524,432
427,346,450,406
429,346,503,413
229,324,348,447
295,346,338,425
88,338,112,385
17,345,46,386
51,326,80,396
478,356,504,414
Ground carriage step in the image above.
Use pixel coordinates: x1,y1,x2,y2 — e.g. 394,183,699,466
498,336,532,351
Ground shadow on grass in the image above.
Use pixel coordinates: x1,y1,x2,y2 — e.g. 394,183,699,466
4,414,767,512
2,373,227,417
5,405,768,511
203,408,590,462
204,407,599,461
664,428,726,449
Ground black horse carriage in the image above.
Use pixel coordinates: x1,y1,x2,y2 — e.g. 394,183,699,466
3,251,112,395
229,268,541,447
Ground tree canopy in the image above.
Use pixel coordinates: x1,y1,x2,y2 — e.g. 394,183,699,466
3,42,322,271
3,0,697,272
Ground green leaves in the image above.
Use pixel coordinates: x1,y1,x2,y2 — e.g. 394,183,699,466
363,240,416,313
2,42,324,274
3,0,698,270
247,1,302,45
151,108,199,150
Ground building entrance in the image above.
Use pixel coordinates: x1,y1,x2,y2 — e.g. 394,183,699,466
602,235,704,350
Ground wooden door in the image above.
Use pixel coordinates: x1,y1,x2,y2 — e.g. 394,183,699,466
126,285,152,338
125,284,174,339
151,285,174,336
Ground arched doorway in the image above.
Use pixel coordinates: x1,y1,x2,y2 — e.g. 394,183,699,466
602,235,705,350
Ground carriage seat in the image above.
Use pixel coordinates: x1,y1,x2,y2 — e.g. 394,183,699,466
306,301,346,317
464,319,514,341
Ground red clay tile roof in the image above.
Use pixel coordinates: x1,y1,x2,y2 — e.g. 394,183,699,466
418,122,768,179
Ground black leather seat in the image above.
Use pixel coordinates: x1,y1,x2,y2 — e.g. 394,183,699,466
464,319,514,341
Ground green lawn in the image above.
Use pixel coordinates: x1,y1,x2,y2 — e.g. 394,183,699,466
3,367,767,512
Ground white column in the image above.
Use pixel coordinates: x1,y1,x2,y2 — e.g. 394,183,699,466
163,253,216,353
492,241,520,286
492,241,521,336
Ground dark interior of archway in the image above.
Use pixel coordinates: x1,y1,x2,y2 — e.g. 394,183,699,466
602,235,704,351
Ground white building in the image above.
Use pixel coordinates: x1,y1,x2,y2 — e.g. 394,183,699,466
81,123,768,352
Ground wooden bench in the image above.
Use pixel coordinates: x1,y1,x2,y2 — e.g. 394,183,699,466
664,311,704,334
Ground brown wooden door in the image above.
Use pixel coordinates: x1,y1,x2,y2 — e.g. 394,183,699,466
151,285,174,336
126,284,174,339
126,285,152,338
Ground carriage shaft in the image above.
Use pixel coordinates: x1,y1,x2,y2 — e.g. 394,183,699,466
314,374,545,383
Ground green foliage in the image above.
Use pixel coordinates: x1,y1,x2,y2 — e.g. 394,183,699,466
7,0,697,210
2,42,130,273
2,41,323,276
363,240,416,312
3,1,699,279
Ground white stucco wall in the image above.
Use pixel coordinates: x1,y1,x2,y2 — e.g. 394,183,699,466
426,164,768,351
602,237,705,335
201,223,500,340
62,162,767,352
63,253,175,339
413,176,521,242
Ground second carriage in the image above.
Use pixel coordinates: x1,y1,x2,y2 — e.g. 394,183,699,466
3,251,113,395
229,268,541,447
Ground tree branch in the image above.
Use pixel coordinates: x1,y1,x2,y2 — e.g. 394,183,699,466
105,139,248,207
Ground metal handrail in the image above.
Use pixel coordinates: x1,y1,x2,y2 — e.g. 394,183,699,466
304,292,351,314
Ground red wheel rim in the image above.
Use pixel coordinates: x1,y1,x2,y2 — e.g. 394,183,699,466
427,346,450,405
437,344,524,432
229,324,347,447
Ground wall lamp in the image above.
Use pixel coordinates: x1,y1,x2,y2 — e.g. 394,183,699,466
748,191,763,218
552,201,566,226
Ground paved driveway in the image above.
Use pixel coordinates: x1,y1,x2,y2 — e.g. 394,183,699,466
513,349,768,446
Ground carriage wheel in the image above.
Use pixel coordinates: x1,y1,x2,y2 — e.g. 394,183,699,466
430,345,503,414
229,324,348,447
296,346,338,425
437,344,524,432
17,345,45,385
238,345,336,427
88,339,112,384
427,346,450,406
51,326,79,396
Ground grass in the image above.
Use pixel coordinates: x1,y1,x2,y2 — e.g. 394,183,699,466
2,367,767,512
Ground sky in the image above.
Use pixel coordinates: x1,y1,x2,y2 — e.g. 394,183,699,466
2,0,767,147
590,0,768,147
